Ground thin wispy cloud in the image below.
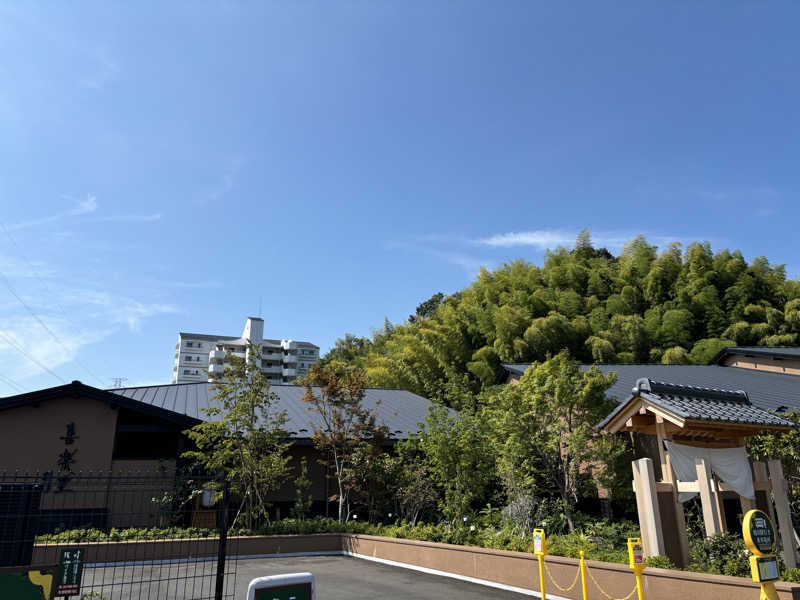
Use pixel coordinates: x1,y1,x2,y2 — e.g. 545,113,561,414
477,230,580,249
427,249,494,276
206,155,245,203
0,252,178,390
69,195,98,215
388,228,696,282
384,240,494,277
7,195,98,231
6,195,162,231
475,229,689,252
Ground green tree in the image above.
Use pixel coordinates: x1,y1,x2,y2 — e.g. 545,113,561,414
485,351,618,531
392,440,441,525
183,344,291,529
661,346,689,364
750,414,800,527
659,309,694,348
409,292,445,323
416,404,495,525
348,442,398,523
291,457,313,521
687,338,735,364
318,237,799,406
302,364,387,522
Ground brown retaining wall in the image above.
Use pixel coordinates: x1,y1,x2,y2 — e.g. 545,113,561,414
343,534,800,600
33,533,800,600
32,534,342,566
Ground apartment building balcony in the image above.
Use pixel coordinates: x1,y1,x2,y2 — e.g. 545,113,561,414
283,354,297,364
209,349,226,361
208,364,224,375
261,364,282,374
282,368,297,378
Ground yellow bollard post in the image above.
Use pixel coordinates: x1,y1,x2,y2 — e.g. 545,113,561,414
534,528,547,600
627,538,645,600
579,550,588,600
743,510,781,600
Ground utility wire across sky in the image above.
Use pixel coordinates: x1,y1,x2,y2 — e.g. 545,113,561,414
0,220,106,387
0,328,66,384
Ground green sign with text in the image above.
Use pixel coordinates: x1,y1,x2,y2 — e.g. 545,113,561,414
56,549,85,597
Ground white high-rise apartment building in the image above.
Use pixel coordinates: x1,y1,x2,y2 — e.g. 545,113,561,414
172,317,320,384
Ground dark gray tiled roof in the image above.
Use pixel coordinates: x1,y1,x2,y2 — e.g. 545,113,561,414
598,378,797,429
503,364,800,414
637,380,795,427
109,383,434,440
501,363,530,376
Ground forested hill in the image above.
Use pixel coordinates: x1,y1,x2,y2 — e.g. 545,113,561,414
323,233,800,405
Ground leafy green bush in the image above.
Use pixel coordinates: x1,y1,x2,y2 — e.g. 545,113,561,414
783,567,800,583
644,555,675,569
689,533,750,577
37,517,640,565
38,526,217,544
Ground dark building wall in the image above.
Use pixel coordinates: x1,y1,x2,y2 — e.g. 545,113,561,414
0,395,118,474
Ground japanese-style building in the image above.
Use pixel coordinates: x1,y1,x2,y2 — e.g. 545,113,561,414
0,380,435,529
502,349,800,568
599,378,796,568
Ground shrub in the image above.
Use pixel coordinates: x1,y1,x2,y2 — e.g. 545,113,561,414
783,568,800,583
37,517,638,566
689,533,750,578
644,555,675,569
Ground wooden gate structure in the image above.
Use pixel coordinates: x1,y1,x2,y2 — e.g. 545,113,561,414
600,378,797,568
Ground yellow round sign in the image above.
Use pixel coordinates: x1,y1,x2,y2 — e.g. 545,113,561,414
743,509,776,557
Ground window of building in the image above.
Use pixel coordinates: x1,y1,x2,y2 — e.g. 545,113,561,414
184,369,190,374
187,341,193,347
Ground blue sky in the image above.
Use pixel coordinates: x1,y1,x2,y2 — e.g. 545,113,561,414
1,2,799,394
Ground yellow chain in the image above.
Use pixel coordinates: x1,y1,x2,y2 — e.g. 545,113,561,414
543,560,581,592
585,564,638,600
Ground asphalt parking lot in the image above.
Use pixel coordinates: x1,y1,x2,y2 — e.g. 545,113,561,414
80,555,530,599
232,555,529,599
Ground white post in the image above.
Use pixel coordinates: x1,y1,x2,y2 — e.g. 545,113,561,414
768,459,797,569
632,458,665,557
695,457,723,536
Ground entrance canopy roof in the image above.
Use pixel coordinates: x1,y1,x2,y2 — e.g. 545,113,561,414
599,378,795,443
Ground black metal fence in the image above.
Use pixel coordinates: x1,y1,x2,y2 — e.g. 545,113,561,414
0,471,237,600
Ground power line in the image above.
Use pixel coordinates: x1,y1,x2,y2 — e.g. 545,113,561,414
1,220,106,385
0,329,66,383
0,372,25,394
0,263,105,387
0,221,69,319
